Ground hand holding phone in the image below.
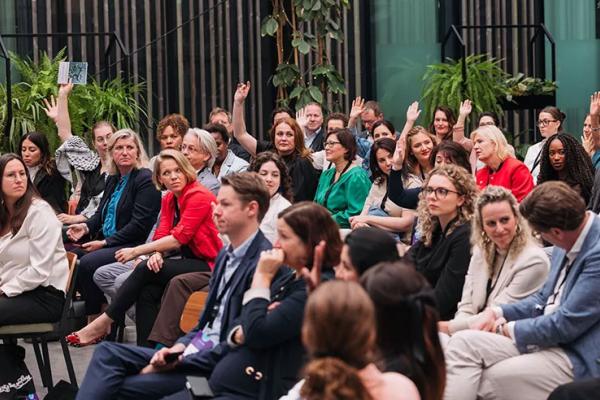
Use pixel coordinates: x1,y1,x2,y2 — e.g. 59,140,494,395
164,350,184,364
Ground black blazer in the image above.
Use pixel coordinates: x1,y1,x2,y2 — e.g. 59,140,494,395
207,270,308,400
407,221,472,320
76,164,106,214
308,127,324,152
85,168,161,247
33,165,68,214
176,230,272,375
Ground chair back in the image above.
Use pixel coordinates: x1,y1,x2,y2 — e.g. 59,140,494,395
56,252,78,332
180,291,208,333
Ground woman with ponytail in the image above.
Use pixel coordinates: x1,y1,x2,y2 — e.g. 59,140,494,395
282,280,419,400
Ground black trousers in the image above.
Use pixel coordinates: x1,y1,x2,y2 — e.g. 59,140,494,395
549,379,600,400
106,258,209,347
0,286,64,326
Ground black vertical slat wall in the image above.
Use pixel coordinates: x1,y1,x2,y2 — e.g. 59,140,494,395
8,0,368,153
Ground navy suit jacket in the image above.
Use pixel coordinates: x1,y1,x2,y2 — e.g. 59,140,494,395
502,214,600,379
176,230,272,375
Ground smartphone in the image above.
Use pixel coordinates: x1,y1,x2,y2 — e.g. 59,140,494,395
164,350,183,364
186,376,214,399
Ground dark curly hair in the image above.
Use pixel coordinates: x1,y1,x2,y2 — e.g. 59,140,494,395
248,151,294,202
538,133,594,204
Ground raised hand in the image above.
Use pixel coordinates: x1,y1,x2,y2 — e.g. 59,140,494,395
42,95,59,123
58,82,74,98
296,107,308,130
350,97,365,120
590,92,600,117
301,240,326,293
406,101,421,122
234,81,251,104
459,99,473,117
391,134,406,170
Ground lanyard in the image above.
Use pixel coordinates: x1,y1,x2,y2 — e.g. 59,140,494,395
545,255,574,309
207,255,237,327
485,247,510,301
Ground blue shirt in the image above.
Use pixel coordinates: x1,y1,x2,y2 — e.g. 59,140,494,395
593,152,600,169
101,173,130,238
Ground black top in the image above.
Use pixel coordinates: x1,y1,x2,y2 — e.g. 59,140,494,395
75,164,106,214
85,168,161,247
589,169,600,213
387,169,421,210
307,127,324,153
256,141,320,202
33,165,68,214
229,137,252,162
406,221,472,320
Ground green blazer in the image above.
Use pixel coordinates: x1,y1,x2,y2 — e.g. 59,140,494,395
314,166,371,228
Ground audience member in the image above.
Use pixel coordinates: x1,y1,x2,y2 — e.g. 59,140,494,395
348,97,385,139
204,122,249,179
427,103,473,152
537,133,595,204
472,125,534,202
181,128,221,195
587,92,600,169
75,172,272,399
362,261,445,400
314,128,371,228
209,106,251,162
444,182,600,400
524,106,566,182
406,164,477,320
248,151,292,243
149,113,189,169
298,102,325,152
0,154,69,325
372,119,397,141
66,129,161,321
401,126,436,188
282,280,420,400
439,186,549,335
66,150,221,347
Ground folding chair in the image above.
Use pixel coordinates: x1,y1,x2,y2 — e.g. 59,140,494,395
0,252,79,389
180,291,209,333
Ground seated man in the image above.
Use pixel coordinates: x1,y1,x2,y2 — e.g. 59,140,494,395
75,172,272,400
205,122,249,179
444,181,600,400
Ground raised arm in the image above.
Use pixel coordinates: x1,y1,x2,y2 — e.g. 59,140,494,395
399,101,421,141
348,96,365,129
232,82,258,157
453,99,474,152
590,92,600,151
43,83,74,143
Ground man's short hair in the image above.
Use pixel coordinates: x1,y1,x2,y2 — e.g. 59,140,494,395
271,106,294,122
156,113,190,140
519,181,586,232
364,100,382,116
325,112,349,128
204,123,229,144
221,172,270,222
209,107,232,123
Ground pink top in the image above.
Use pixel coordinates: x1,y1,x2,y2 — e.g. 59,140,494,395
359,363,421,400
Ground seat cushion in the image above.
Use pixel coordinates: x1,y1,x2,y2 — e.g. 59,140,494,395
0,323,54,335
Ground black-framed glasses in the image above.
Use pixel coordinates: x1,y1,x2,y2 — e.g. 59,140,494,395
537,119,557,127
324,141,341,148
423,186,460,199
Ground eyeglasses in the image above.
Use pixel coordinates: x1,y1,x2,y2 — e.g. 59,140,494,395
324,141,341,148
423,186,460,199
537,119,557,127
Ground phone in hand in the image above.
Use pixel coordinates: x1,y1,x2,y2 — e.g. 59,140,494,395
164,350,184,364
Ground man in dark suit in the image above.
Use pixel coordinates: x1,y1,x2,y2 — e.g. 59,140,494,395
303,102,325,152
75,172,272,400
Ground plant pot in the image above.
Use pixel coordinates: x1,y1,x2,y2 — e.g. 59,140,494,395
500,94,555,110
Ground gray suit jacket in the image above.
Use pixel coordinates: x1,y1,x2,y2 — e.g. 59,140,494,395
502,214,600,379
217,150,249,180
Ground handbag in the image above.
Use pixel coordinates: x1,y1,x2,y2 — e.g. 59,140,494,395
0,344,37,400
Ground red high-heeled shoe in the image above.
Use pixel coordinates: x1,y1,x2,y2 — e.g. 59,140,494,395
65,332,107,347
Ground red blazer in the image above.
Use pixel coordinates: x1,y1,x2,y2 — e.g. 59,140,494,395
153,181,222,269
476,157,534,202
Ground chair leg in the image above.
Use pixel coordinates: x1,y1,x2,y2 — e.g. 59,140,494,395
60,337,78,389
41,338,53,389
31,338,49,388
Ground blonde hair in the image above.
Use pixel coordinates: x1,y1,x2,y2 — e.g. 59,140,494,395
417,164,478,247
185,128,218,169
152,149,197,191
471,186,533,273
403,126,437,175
471,125,511,161
106,128,149,174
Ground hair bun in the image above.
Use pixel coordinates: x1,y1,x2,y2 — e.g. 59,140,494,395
300,358,372,400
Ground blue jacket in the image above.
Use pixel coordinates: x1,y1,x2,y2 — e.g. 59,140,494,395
502,214,600,379
176,230,272,375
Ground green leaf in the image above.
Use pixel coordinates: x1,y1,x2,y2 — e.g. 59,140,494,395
308,85,323,103
260,16,279,37
296,39,311,54
289,86,303,99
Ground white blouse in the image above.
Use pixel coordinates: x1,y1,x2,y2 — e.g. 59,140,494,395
0,199,69,297
260,193,292,244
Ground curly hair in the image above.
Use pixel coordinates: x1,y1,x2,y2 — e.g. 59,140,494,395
156,113,190,140
471,186,533,273
403,126,437,177
537,133,595,204
417,164,478,247
248,151,294,202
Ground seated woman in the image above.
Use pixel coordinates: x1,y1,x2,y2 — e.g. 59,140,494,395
428,103,473,152
524,106,566,182
438,186,549,336
401,126,437,189
181,128,221,195
372,119,397,141
537,133,595,204
361,261,445,400
66,150,222,347
282,280,420,400
248,152,292,243
314,128,371,228
0,154,69,325
66,129,161,322
232,82,320,201
349,138,416,235
406,164,477,320
335,226,400,281
20,132,68,214
206,202,342,399
472,125,534,202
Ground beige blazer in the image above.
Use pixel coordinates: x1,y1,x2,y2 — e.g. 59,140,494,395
448,240,549,334
0,199,69,297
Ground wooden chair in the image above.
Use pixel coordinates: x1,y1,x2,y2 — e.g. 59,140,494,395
180,291,209,333
0,252,79,389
